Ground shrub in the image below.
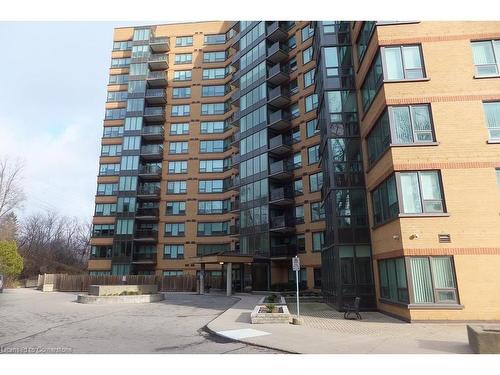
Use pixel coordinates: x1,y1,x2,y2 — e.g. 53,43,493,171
0,241,23,279
265,303,276,313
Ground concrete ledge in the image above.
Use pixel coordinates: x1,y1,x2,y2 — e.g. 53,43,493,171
467,324,500,354
77,293,165,304
257,295,286,305
251,305,292,324
88,284,158,296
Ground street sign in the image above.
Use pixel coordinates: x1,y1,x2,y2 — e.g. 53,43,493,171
292,256,300,318
292,256,300,271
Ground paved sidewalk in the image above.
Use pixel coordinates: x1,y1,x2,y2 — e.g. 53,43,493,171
207,294,473,354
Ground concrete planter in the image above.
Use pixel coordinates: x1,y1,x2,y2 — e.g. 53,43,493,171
88,284,158,296
77,293,165,304
257,295,287,305
251,304,292,324
467,325,500,353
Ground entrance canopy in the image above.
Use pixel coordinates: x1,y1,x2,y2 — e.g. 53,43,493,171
189,253,253,265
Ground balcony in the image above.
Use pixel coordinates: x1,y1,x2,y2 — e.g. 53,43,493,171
141,125,164,141
270,244,298,258
269,216,295,232
148,53,168,70
268,86,290,108
269,160,292,181
266,21,288,42
145,89,166,104
268,134,292,156
140,144,163,160
139,164,162,179
269,187,294,206
149,36,170,53
267,42,289,64
144,107,165,122
134,229,158,242
230,224,240,236
267,63,289,85
147,71,167,87
268,110,291,131
132,252,157,263
135,207,159,219
230,200,240,212
137,186,161,199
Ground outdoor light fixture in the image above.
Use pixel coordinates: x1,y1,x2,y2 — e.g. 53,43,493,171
219,262,224,265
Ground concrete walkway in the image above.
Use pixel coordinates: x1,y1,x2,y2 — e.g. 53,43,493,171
207,294,473,354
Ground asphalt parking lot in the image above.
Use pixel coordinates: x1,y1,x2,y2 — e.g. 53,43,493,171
0,288,282,354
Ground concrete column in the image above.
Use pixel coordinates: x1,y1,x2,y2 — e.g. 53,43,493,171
226,262,232,296
199,264,205,295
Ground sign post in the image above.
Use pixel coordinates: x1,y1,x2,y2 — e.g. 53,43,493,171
292,256,300,318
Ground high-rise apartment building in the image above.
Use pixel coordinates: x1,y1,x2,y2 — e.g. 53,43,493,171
90,21,500,321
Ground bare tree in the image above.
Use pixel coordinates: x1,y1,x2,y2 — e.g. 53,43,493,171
0,157,26,219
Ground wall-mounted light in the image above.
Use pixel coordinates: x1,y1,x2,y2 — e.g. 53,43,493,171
219,262,224,265
410,234,419,240
392,234,400,240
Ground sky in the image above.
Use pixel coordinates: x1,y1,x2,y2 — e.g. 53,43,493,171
0,21,158,222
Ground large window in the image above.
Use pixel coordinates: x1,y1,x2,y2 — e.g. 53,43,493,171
324,47,339,77
197,222,230,236
400,171,444,214
378,257,408,303
202,68,228,80
164,223,185,237
93,224,115,237
123,136,140,151
124,117,142,131
357,21,376,62
240,62,266,90
198,200,229,214
129,63,147,76
303,68,315,88
170,123,189,135
306,119,319,138
307,144,320,164
116,219,134,235
240,205,269,228
173,70,192,81
167,181,187,194
169,141,188,154
109,74,129,84
99,163,120,176
240,106,266,133
310,201,325,221
164,245,184,259
240,154,268,179
118,176,137,191
240,179,268,203
171,105,190,117
302,46,313,65
203,51,226,63
312,232,325,252
120,156,139,171
199,179,224,193
111,58,131,68
372,175,398,225
240,129,267,155
126,98,144,112
309,172,323,193
382,45,425,80
107,91,128,102
483,101,500,140
240,22,264,51
202,85,226,97
95,203,117,216
240,40,266,70
172,87,191,99
361,53,383,111
204,34,226,45
105,109,126,120
200,121,228,134
200,139,228,153
305,94,318,112
166,201,186,216
201,102,227,115
174,53,192,64
131,45,149,58
199,159,230,173
168,161,188,174
410,256,458,304
133,29,150,41
117,197,136,213
471,40,500,76
240,84,266,111
301,24,314,42
176,36,193,46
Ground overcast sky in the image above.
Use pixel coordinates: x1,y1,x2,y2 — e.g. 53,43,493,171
0,21,158,222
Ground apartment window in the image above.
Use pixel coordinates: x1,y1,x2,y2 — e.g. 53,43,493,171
296,234,305,253
302,46,313,65
172,87,191,99
93,224,115,237
113,40,132,51
290,103,300,118
240,22,265,51
126,98,144,112
197,221,229,236
294,179,304,196
483,101,500,140
105,109,126,120
203,51,226,63
171,105,190,117
199,159,228,173
295,205,304,223
103,126,124,138
99,163,120,176
120,156,139,171
400,171,444,214
129,63,147,76
168,161,188,174
109,74,128,84
289,78,298,95
166,201,186,216
410,256,458,304
367,112,391,165
118,176,137,191
176,36,193,47
240,154,267,179
203,68,228,80
305,94,318,113
306,119,319,138
286,35,296,50
311,202,325,221
309,172,323,193
361,53,383,111
170,123,189,135
292,152,302,169
378,258,409,303
174,53,192,64
164,245,184,259
200,121,227,134
117,197,136,213
123,136,140,151
372,175,398,225
164,223,185,237
107,91,128,102
357,22,376,62
95,203,117,216
287,57,297,72
291,127,300,143
240,106,266,133
241,84,266,111
240,40,266,70
301,24,314,42
200,139,228,153
131,44,149,58
133,29,150,41
199,179,224,193
240,179,267,204
111,58,131,67
116,219,134,235
198,200,229,214
101,144,122,157
167,181,187,194
124,117,143,131
324,47,339,77
322,21,338,34
240,129,267,155
240,61,266,90
312,232,325,252
173,70,192,81
304,68,315,88
202,85,226,97
204,34,226,45
471,40,500,76
308,145,320,164
383,45,425,80
169,141,188,154
201,102,227,115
